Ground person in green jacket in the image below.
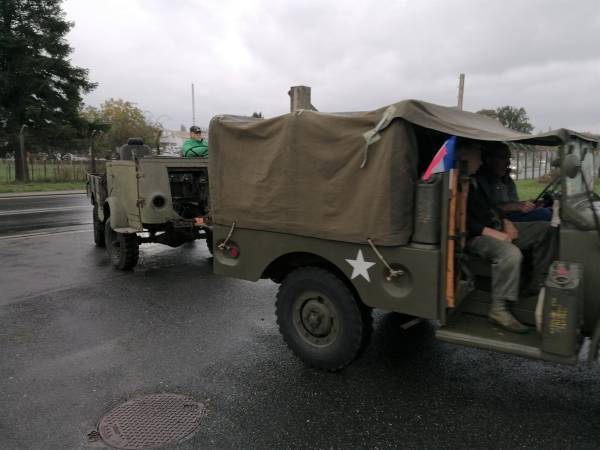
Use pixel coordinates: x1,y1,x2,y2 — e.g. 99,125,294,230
182,125,208,157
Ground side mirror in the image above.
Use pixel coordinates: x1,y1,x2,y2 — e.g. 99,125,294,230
562,153,581,179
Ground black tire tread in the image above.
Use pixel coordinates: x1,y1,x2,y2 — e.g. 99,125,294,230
105,219,139,270
205,229,213,255
275,266,371,372
92,206,105,247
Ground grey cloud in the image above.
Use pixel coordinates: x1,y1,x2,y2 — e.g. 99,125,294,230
64,0,600,132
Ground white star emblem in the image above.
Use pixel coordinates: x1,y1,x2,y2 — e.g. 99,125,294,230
345,249,376,282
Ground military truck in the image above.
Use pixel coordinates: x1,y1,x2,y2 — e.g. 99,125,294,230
208,101,600,371
87,139,212,270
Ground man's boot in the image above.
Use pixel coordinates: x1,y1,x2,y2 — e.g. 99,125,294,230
489,298,529,334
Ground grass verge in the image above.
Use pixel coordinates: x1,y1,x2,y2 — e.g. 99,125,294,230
516,178,600,199
0,181,86,193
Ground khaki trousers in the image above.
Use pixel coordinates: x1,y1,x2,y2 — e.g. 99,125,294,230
466,222,558,301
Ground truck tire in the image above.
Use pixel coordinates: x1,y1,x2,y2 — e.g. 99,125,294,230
104,219,139,270
276,267,372,371
205,229,213,255
92,206,105,247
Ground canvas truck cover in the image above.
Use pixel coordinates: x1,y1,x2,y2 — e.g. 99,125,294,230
208,99,592,246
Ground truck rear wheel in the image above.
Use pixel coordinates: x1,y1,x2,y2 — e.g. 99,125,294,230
276,267,372,371
104,219,139,270
92,206,105,247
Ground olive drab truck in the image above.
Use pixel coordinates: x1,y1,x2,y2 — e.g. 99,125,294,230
86,139,212,270
208,100,600,371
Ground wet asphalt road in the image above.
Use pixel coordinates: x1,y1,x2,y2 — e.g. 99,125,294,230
1,195,600,449
0,192,90,236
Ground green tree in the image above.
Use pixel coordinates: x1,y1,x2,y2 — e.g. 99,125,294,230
477,106,534,134
81,99,161,156
0,0,96,178
251,111,263,118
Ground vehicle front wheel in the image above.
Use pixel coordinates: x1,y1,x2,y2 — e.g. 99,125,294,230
104,218,139,270
92,206,105,247
275,267,372,371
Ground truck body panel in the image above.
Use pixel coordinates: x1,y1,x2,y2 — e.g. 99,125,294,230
105,161,141,229
212,225,441,319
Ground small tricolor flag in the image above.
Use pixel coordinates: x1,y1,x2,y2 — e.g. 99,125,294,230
422,136,457,181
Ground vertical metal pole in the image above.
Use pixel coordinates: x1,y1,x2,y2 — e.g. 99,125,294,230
191,83,196,126
90,130,97,173
515,151,520,180
457,73,465,110
524,151,528,179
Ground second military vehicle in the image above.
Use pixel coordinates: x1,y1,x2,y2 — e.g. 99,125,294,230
87,139,212,270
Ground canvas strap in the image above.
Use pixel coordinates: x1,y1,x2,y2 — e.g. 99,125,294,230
360,105,398,168
217,221,237,251
366,238,405,281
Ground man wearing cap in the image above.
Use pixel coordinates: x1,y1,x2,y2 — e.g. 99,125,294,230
182,126,208,157
476,142,552,222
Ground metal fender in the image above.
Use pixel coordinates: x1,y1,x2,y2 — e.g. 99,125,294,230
104,197,129,229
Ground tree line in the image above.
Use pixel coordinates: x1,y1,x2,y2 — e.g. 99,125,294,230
0,0,163,180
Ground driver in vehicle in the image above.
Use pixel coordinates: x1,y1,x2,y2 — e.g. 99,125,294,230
475,142,552,222
457,140,558,334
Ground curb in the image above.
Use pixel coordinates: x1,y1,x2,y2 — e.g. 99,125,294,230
0,190,86,198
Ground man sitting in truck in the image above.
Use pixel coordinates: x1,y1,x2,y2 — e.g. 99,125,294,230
182,125,208,157
458,140,557,333
475,142,552,222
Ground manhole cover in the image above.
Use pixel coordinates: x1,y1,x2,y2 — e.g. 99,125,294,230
98,394,206,449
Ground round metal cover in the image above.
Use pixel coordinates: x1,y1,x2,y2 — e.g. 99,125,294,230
98,394,206,449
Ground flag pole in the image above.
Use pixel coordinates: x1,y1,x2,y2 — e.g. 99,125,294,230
446,169,458,307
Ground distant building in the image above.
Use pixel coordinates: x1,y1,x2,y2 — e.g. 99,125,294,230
159,129,189,156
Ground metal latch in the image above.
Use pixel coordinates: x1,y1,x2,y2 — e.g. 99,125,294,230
366,238,405,281
218,221,237,251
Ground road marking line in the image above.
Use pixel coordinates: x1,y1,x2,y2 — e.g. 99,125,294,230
0,193,85,200
0,206,89,216
0,228,91,240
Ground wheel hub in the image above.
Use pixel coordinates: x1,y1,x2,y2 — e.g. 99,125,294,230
293,293,339,346
301,299,333,337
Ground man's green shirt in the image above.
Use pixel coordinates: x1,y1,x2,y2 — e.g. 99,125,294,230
182,138,208,157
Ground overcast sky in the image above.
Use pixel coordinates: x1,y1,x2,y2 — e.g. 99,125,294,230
63,0,600,133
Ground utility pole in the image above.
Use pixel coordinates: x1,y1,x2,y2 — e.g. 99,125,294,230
457,73,465,111
191,83,196,126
